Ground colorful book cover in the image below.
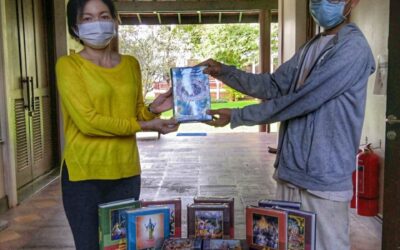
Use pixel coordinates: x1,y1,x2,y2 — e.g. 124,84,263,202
194,196,235,238
258,199,301,210
246,206,288,250
162,238,202,250
98,198,141,250
140,198,182,237
125,206,170,250
203,239,248,250
275,207,316,250
187,203,230,239
171,66,212,123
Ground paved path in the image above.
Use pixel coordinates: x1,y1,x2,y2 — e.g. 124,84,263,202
0,133,381,249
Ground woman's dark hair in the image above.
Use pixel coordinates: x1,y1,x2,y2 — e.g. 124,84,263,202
67,0,118,40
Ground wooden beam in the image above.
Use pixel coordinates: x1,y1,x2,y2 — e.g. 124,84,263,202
156,12,162,24
198,11,202,23
115,0,278,13
258,9,271,133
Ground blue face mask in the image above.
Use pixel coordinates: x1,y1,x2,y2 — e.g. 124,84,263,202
310,0,347,29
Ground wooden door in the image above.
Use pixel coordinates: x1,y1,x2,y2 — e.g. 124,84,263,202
382,0,400,248
9,0,54,189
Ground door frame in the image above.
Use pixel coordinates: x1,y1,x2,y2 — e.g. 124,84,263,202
0,0,18,207
0,0,59,208
382,0,400,248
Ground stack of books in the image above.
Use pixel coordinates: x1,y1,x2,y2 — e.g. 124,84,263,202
246,200,316,250
99,198,181,250
162,238,247,250
98,197,316,250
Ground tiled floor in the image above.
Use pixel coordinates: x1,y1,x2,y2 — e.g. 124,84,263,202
0,132,382,249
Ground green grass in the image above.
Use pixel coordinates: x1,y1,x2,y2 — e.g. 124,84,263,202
160,99,259,118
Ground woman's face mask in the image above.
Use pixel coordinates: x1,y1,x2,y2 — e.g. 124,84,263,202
310,0,348,29
77,21,116,49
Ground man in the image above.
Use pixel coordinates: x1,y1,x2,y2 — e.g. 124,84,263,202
201,0,375,249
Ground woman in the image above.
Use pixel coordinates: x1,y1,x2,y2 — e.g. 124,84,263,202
56,0,179,248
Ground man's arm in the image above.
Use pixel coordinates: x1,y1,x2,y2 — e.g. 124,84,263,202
230,38,375,128
201,56,299,100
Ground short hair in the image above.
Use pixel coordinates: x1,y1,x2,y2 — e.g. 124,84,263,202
66,0,118,40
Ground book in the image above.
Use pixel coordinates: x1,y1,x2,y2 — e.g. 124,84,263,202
162,238,202,250
258,199,301,210
170,66,212,123
194,196,235,238
124,206,170,250
275,207,316,250
98,198,141,250
141,198,182,237
246,206,288,250
203,239,248,250
187,203,231,239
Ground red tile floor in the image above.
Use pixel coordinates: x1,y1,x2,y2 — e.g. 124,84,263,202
0,133,382,249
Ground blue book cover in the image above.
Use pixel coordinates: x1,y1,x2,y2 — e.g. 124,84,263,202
125,206,170,250
171,66,212,123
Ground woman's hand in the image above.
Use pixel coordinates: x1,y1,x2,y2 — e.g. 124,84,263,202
148,88,173,114
205,109,232,127
139,118,179,134
198,58,223,77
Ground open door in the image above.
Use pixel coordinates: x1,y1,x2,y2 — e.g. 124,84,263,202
382,0,400,248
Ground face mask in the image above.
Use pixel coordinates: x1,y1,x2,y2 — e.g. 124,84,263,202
77,21,116,49
310,0,347,29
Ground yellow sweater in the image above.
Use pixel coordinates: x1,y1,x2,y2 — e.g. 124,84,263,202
56,53,157,181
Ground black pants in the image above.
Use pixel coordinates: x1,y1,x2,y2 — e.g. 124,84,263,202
61,164,141,250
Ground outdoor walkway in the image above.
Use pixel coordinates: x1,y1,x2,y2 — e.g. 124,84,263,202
0,132,381,249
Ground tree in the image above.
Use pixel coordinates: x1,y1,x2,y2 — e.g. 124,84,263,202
175,24,260,101
118,23,279,100
119,25,192,98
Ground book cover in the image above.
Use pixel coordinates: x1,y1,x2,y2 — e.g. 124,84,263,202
187,203,231,239
141,198,182,237
125,206,170,250
275,207,316,250
203,239,248,250
98,198,141,250
162,238,202,250
246,206,288,250
258,199,301,210
193,196,235,238
171,66,212,123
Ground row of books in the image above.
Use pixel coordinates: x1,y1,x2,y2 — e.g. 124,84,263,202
162,238,247,250
98,197,316,250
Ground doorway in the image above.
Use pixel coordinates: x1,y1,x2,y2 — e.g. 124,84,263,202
2,0,56,203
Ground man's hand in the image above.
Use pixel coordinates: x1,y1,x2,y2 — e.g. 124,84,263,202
149,88,173,114
198,59,223,77
140,118,179,134
205,109,232,127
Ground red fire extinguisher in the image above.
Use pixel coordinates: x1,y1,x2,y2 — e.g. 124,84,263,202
356,144,380,216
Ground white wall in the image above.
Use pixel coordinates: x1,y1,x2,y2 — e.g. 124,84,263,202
279,0,308,62
351,0,389,214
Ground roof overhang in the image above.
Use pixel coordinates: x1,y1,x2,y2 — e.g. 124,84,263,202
114,0,278,25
